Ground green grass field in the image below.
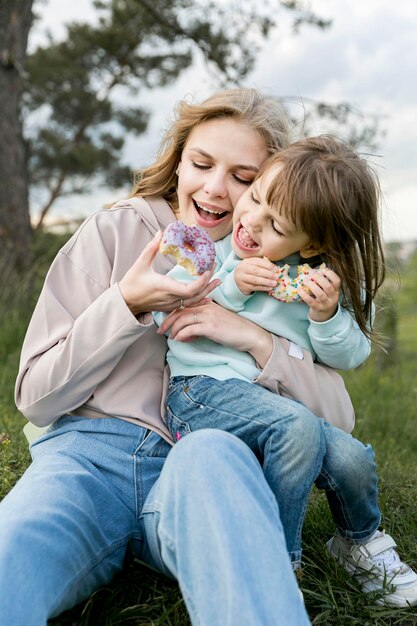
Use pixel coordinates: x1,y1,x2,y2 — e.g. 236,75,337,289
1,233,417,625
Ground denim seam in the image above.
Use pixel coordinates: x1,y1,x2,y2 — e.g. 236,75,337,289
319,467,356,531
262,421,325,558
165,408,192,440
51,535,130,616
133,453,143,520
336,515,382,543
319,466,382,542
171,389,283,429
157,527,202,626
320,468,353,526
132,428,153,456
141,498,163,515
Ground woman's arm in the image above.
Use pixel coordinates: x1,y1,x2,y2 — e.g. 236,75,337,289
158,301,355,432
15,210,217,426
157,300,274,367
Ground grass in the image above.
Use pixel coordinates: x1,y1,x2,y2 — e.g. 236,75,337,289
1,233,417,625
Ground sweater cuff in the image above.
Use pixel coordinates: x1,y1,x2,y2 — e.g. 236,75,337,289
253,334,286,384
220,272,252,309
308,304,345,337
114,283,156,328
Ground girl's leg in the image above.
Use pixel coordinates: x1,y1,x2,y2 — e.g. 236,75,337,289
0,416,169,626
315,421,380,539
316,421,417,607
167,376,325,565
141,429,311,626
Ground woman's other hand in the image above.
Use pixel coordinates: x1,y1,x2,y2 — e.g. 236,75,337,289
119,232,220,315
158,300,273,368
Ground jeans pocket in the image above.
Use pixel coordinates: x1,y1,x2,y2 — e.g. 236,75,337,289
168,376,186,395
166,407,191,443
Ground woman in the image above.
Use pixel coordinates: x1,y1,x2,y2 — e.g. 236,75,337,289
0,88,311,625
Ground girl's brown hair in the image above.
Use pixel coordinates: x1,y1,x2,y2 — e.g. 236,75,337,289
260,136,386,339
131,88,290,210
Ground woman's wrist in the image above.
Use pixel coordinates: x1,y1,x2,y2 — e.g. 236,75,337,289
246,326,274,369
118,278,147,316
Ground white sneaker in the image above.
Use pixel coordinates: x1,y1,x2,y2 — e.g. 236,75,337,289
327,530,417,607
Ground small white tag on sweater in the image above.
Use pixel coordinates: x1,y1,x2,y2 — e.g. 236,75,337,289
288,341,304,360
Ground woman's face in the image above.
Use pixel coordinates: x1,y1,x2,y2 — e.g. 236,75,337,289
177,117,268,242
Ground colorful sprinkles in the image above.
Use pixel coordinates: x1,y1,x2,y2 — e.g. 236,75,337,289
269,263,326,303
159,221,216,276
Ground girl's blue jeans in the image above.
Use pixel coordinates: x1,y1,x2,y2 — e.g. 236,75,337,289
0,415,310,626
167,376,381,566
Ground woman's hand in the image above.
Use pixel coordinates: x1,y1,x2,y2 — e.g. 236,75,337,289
299,267,341,322
119,232,221,315
157,300,274,368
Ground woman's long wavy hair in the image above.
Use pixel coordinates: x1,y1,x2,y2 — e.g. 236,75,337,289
260,136,386,339
130,88,291,211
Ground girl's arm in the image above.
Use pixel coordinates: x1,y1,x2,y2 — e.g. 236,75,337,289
300,267,372,370
308,305,372,370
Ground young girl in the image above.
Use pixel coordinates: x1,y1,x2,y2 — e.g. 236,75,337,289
155,136,417,607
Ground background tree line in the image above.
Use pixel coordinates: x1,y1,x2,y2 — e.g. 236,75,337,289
0,0,382,274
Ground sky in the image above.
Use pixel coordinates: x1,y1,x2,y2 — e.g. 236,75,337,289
29,0,417,243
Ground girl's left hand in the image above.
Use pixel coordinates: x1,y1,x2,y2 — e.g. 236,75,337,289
157,300,274,368
299,268,341,322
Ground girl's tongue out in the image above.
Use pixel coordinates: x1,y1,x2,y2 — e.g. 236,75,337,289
238,225,257,248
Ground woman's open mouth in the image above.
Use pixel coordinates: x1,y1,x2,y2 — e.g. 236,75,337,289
193,199,229,227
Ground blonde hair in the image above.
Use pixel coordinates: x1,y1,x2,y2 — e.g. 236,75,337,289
259,136,386,339
131,88,290,209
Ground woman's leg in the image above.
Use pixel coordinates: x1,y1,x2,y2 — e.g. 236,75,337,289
0,416,169,626
166,376,325,566
140,429,311,626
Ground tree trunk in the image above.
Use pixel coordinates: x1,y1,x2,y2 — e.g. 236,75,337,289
0,0,34,273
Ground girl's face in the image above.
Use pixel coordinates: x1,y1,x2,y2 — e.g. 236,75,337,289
177,117,268,242
232,164,319,261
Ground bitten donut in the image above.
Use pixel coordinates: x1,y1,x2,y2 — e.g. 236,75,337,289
159,221,216,276
269,263,326,303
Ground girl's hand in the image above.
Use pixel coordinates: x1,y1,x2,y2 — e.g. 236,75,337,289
299,267,341,322
119,232,221,315
157,300,274,368
234,257,278,295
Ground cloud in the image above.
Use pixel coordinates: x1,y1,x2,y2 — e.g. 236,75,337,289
29,0,417,242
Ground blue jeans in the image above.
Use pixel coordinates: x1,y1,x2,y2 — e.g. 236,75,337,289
0,415,310,626
167,376,381,564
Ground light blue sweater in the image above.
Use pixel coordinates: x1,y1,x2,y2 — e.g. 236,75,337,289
153,234,371,383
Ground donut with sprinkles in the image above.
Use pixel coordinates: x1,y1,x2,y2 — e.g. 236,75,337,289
159,221,216,276
269,263,326,303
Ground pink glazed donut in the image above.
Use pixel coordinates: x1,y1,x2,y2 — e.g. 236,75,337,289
269,263,326,303
159,221,216,276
